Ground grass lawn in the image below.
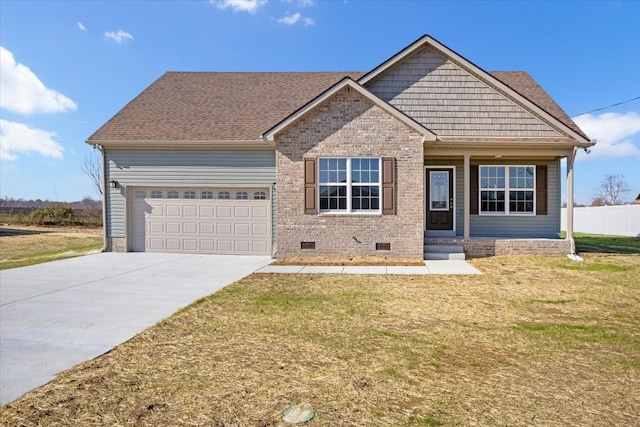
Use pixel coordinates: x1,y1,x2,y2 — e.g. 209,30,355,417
0,226,103,270
2,251,638,426
573,232,640,254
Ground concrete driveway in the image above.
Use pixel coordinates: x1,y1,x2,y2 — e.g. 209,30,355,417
0,252,271,405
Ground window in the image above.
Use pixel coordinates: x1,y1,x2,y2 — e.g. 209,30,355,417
480,166,534,215
201,191,213,199
167,190,179,199
183,191,196,199
150,191,162,199
254,191,266,200
318,158,380,213
236,191,248,200
134,190,146,199
218,191,230,199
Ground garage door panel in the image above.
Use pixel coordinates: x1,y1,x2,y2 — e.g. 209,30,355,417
183,222,198,234
166,222,181,233
200,206,215,217
252,223,268,236
252,206,268,218
217,206,232,218
131,187,270,255
234,240,251,253
234,223,250,235
200,223,215,234
234,206,250,218
201,240,215,251
148,238,165,250
217,223,232,235
183,205,197,217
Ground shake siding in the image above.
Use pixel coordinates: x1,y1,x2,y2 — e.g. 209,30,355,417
365,46,562,138
105,149,276,238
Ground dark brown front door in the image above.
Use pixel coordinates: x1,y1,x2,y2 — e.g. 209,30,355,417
426,168,454,231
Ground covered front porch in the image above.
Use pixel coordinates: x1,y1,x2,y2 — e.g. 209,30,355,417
423,146,582,258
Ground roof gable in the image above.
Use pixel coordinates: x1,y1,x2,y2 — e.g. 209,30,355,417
359,35,591,144
262,78,437,142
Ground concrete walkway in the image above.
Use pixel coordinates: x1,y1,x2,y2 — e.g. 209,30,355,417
0,252,272,406
257,260,482,275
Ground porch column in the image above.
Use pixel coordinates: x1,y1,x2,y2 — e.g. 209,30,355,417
463,154,470,240
566,147,577,254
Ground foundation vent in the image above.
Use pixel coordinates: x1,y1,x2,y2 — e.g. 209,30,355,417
301,241,316,250
376,243,391,251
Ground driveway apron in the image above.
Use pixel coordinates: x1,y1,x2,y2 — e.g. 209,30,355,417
0,252,271,405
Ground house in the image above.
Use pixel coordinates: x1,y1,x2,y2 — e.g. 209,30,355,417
87,35,594,260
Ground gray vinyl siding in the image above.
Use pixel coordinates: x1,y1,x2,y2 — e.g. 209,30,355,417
470,159,561,238
425,158,561,238
365,46,561,138
105,149,276,238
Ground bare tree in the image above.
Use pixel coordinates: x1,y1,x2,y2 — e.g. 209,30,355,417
82,151,103,198
593,174,630,205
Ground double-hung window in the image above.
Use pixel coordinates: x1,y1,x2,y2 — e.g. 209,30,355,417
480,166,534,215
318,157,381,213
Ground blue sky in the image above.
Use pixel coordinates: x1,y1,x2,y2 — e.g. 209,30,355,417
1,0,639,204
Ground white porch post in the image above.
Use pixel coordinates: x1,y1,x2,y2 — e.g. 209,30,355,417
566,147,577,254
463,154,470,240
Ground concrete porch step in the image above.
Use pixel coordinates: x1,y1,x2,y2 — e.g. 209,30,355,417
424,244,466,260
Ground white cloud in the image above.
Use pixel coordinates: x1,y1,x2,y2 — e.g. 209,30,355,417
574,111,640,162
278,11,314,26
104,30,134,44
78,22,87,31
279,12,301,24
0,119,64,161
211,0,267,13
297,0,315,6
0,46,77,115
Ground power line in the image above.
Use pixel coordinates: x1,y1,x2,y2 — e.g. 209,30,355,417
572,96,640,117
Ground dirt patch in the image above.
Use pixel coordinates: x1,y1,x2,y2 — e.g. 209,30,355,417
272,255,425,266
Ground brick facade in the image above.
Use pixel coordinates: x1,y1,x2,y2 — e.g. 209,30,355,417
275,87,425,260
424,237,572,258
105,237,126,252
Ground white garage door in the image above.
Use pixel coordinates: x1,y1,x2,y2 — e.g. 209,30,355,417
130,188,271,255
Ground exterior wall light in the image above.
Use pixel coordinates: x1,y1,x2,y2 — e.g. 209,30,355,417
109,180,119,189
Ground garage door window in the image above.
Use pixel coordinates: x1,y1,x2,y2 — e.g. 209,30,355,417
184,191,196,199
151,191,162,198
218,191,230,199
236,191,248,200
167,191,179,199
254,191,266,200
135,190,146,199
201,191,213,199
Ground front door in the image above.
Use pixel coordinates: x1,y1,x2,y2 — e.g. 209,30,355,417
426,168,454,231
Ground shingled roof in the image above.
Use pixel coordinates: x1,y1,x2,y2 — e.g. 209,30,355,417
88,70,586,143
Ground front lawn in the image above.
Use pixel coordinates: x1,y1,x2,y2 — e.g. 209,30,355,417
2,253,639,426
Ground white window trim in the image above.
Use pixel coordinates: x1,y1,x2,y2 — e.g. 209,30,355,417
479,165,536,216
318,157,382,215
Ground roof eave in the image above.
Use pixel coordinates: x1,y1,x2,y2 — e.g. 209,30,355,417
85,139,275,149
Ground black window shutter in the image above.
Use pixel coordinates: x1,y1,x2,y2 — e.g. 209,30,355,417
470,164,479,215
536,165,548,215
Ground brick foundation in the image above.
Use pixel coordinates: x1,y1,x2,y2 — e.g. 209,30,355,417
425,237,572,258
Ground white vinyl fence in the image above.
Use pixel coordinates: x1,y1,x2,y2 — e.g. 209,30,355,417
561,205,640,237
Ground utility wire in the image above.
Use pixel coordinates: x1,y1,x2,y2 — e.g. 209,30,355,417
572,96,640,117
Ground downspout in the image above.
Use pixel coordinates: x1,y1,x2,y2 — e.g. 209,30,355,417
566,146,582,261
94,144,108,252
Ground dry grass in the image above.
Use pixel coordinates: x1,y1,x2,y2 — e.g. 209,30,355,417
272,256,425,266
0,225,103,270
2,253,639,426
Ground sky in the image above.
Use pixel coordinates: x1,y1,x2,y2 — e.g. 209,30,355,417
1,0,639,205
